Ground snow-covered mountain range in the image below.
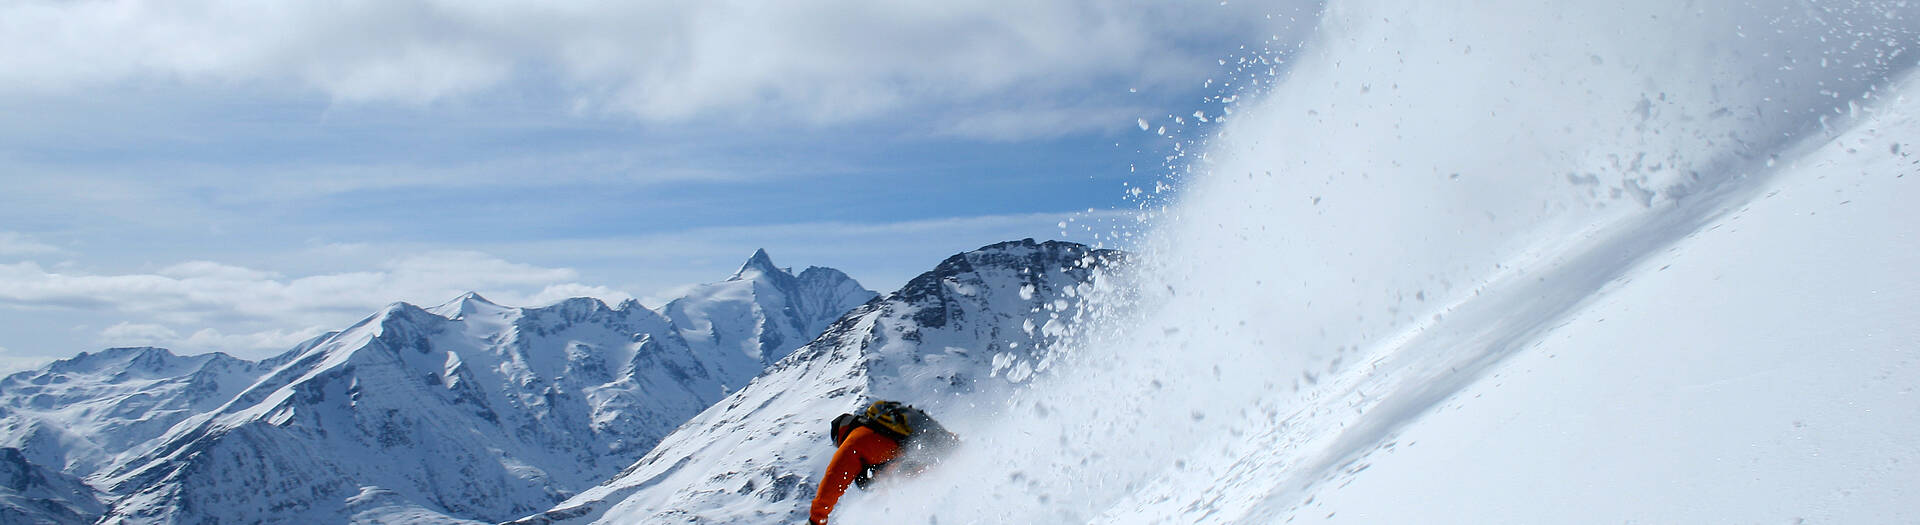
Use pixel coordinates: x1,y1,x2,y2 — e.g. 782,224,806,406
0,251,874,524
507,239,1123,524
0,346,286,523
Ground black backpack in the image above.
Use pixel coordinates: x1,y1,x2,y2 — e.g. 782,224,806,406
828,400,960,488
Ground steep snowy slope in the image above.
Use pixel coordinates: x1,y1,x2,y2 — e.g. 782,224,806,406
509,239,1122,525
1089,86,1920,523
0,447,106,525
1261,73,1920,525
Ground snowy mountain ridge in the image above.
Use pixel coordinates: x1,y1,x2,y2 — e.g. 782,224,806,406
0,345,281,477
0,250,873,524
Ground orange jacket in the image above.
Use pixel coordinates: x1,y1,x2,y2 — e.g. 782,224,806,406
809,426,899,524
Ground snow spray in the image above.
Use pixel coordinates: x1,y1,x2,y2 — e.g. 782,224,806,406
837,1,1915,523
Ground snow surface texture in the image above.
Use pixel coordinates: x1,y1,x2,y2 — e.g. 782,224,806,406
1275,75,1920,524
0,251,872,524
508,239,1123,524
813,1,1917,524
0,447,106,524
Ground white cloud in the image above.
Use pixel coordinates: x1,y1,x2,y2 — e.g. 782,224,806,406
98,322,180,347
158,261,280,281
0,232,61,256
528,283,635,307
0,0,1277,131
177,326,333,355
637,282,705,310
95,323,326,356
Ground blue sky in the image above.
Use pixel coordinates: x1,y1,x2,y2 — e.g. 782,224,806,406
0,0,1313,370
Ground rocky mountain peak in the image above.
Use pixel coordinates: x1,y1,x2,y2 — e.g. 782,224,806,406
729,248,789,282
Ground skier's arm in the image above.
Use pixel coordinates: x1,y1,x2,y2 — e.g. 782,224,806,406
809,427,898,524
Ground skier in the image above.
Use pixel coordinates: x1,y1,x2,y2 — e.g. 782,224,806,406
808,400,959,525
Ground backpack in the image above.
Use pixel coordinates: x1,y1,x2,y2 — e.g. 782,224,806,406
828,400,960,488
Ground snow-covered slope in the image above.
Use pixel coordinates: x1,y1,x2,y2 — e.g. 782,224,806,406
0,447,106,525
508,239,1122,525
1255,72,1920,525
2,250,869,524
1079,85,1920,523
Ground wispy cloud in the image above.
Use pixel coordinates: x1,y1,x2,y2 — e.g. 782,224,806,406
97,322,182,345
0,232,61,256
98,322,329,355
938,106,1165,142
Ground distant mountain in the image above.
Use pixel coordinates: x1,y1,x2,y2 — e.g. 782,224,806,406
0,250,873,524
664,249,879,390
509,239,1124,524
0,345,292,479
94,296,699,524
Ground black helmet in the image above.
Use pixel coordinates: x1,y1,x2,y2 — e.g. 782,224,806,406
830,413,862,446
